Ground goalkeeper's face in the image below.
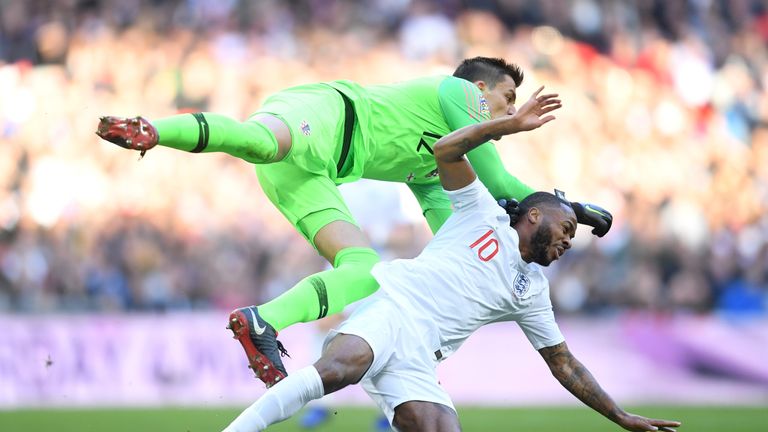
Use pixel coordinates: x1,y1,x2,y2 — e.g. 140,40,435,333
483,75,519,120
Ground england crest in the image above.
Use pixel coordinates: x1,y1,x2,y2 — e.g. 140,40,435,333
300,120,311,136
513,273,531,297
479,95,490,116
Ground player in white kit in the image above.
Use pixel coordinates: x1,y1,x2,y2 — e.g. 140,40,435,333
222,88,681,432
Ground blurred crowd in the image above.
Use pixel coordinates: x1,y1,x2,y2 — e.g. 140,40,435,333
0,0,766,316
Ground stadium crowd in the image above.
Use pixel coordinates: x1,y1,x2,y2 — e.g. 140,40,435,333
0,0,766,316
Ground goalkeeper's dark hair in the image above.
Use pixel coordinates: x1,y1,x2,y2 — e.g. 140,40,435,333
453,57,524,88
511,192,569,225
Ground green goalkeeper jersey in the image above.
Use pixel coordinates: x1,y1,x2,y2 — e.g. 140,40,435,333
329,75,534,200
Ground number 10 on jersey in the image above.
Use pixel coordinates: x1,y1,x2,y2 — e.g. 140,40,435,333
470,229,499,262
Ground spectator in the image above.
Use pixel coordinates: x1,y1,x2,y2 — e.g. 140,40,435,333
0,0,765,316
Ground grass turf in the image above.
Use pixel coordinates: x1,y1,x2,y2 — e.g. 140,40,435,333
0,405,765,431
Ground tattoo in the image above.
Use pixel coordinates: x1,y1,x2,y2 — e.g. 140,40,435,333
539,342,623,422
434,122,499,163
457,137,476,154
455,132,494,155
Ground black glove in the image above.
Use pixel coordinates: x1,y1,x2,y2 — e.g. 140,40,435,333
570,202,613,237
497,198,521,225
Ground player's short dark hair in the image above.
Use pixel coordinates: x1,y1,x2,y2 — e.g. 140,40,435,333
518,192,568,216
453,57,524,88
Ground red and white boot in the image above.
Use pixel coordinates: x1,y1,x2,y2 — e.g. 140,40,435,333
96,116,158,157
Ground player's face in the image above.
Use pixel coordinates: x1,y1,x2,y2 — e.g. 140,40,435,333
483,75,518,119
529,205,577,266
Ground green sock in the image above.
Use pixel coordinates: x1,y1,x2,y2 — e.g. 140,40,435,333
258,247,380,331
153,113,277,163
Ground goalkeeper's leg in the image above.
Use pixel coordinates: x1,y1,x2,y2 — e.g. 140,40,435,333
229,221,380,388
252,168,383,331
258,227,380,331
229,163,383,387
96,112,289,164
96,83,343,164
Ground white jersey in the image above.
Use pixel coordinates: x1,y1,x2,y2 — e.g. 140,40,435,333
371,178,564,360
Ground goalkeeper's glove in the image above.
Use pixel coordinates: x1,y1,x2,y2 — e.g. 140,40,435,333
570,201,613,237
501,193,613,238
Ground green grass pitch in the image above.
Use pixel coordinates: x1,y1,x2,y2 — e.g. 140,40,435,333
0,405,765,431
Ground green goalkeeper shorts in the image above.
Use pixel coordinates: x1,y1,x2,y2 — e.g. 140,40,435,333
251,83,359,246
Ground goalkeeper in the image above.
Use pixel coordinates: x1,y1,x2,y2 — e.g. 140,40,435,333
96,57,612,388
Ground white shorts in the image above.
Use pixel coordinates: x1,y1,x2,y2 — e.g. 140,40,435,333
324,293,456,426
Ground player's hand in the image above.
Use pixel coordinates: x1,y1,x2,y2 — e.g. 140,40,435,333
570,201,613,237
509,86,561,132
616,412,681,432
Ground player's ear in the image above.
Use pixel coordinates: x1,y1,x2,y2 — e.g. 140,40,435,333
474,80,488,92
527,207,540,224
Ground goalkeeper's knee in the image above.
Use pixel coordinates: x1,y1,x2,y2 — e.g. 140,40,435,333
331,247,381,305
333,247,380,269
235,119,279,163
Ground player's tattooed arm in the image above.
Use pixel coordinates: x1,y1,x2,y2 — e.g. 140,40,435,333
433,86,560,191
539,342,682,432
433,125,504,191
434,119,529,191
538,342,625,422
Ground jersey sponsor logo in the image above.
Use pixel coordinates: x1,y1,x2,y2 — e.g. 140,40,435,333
513,273,531,297
479,95,490,116
300,120,311,136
